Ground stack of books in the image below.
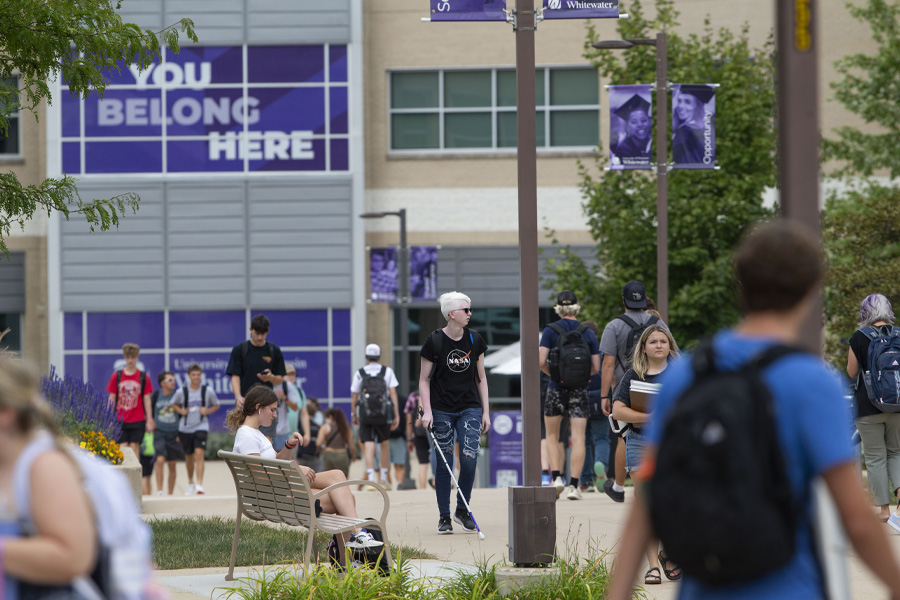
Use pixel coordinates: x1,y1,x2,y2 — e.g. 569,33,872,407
629,380,661,413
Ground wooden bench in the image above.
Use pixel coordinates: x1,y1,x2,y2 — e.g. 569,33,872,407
218,450,392,580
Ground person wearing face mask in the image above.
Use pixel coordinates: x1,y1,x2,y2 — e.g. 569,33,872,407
610,94,652,167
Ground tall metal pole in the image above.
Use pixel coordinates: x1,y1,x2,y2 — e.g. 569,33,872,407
655,32,669,323
775,0,821,351
398,208,409,400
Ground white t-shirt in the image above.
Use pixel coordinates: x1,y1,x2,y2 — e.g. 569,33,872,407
172,385,220,434
350,362,399,394
233,425,277,459
276,383,301,436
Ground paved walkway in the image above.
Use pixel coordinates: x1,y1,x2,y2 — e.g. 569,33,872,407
146,461,899,599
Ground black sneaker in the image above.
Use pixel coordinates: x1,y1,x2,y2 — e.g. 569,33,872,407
453,509,477,533
438,514,453,535
603,479,625,503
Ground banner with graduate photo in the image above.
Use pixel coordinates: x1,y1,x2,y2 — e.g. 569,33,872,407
672,84,716,169
369,246,439,302
430,0,507,21
542,0,619,20
608,84,653,170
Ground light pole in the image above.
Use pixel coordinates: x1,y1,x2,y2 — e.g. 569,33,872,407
593,34,669,323
359,209,415,487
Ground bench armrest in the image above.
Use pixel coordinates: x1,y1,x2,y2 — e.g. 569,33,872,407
313,479,390,525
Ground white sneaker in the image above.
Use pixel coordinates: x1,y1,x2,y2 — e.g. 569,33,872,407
195,484,205,495
566,485,583,500
156,490,163,496
184,483,196,495
552,477,566,498
346,529,384,549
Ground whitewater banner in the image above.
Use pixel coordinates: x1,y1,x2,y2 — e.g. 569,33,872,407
542,0,619,19
672,84,716,169
430,0,507,21
608,84,653,170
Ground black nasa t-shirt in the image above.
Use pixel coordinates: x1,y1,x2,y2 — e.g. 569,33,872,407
420,328,488,413
226,340,287,397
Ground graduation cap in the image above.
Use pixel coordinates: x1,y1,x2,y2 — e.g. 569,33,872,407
679,85,715,104
613,94,651,121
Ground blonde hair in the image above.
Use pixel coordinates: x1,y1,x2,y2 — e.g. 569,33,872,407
0,355,59,437
554,303,580,318
225,386,278,433
122,343,140,358
439,291,471,320
285,363,296,374
631,324,679,380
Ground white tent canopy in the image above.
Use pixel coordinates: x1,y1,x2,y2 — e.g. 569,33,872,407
484,335,541,376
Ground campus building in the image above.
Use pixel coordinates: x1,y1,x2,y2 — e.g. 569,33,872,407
0,0,878,422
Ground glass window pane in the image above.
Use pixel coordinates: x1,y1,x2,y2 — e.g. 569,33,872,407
391,72,439,109
550,110,598,146
391,113,439,150
445,112,492,148
497,112,545,148
444,71,491,108
550,68,598,106
0,117,19,154
497,69,545,107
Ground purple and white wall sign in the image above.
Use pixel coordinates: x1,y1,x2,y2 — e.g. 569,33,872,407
61,45,350,175
541,0,619,19
489,411,523,487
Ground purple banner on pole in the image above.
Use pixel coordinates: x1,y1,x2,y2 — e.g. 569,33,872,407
542,0,619,19
430,0,507,21
609,84,653,170
672,84,716,169
489,411,523,487
410,246,438,302
369,247,399,302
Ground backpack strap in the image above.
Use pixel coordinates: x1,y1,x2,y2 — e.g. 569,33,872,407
241,340,250,360
151,390,160,419
466,327,482,384
427,329,443,381
615,314,640,329
282,381,289,397
378,365,387,379
860,326,880,341
692,338,802,379
573,323,587,336
180,386,190,426
115,369,123,406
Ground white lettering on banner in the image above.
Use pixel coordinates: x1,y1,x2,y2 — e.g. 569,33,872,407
703,109,714,164
208,131,315,161
563,1,616,7
96,96,260,127
127,62,212,89
436,1,450,12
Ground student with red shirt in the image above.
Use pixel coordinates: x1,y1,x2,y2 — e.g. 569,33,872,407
106,342,156,460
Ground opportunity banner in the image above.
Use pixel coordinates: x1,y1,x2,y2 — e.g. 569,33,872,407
542,0,619,19
430,0,507,21
369,246,439,302
608,84,653,170
672,84,716,169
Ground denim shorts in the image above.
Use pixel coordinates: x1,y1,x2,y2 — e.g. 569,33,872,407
624,429,648,474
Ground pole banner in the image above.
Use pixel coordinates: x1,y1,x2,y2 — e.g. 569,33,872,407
542,0,619,19
409,246,439,301
430,0,507,21
369,247,398,302
672,84,716,169
609,84,653,170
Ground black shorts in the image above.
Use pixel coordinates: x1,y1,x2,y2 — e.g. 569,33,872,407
139,452,154,477
358,423,390,444
118,421,145,445
412,434,430,464
153,430,185,461
180,430,208,454
544,387,589,419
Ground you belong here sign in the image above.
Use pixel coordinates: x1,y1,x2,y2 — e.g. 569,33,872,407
60,45,350,175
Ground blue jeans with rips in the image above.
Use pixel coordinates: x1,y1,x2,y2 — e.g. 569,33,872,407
431,407,482,517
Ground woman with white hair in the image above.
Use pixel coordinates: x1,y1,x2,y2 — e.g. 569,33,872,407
846,293,900,526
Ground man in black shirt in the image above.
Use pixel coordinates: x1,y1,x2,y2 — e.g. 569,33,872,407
419,291,490,535
226,314,287,410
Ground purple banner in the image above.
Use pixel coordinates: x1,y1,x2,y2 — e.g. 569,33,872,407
542,0,619,19
489,411,523,487
609,84,652,170
369,248,398,302
430,0,507,21
410,246,438,301
370,246,439,302
672,84,716,169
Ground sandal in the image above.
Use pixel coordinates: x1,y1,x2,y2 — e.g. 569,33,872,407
658,551,682,581
644,566,662,585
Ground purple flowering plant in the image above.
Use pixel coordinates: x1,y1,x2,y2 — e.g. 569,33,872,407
41,366,122,442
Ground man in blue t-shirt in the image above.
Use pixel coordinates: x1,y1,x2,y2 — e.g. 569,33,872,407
539,290,601,501
607,221,900,599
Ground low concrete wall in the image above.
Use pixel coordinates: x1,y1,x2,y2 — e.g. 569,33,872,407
115,447,142,510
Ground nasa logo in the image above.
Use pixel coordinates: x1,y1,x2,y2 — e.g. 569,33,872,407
447,349,471,373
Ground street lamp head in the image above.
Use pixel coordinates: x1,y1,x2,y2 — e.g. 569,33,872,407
359,211,392,219
592,40,634,50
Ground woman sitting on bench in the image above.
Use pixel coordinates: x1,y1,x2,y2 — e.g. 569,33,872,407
226,385,383,560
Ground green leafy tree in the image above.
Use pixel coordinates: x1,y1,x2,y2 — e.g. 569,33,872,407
0,0,196,254
545,0,775,346
823,183,900,369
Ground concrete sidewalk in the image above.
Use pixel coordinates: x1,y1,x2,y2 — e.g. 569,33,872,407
146,461,899,599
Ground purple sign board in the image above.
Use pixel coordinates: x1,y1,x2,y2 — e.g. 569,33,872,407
672,84,717,169
489,411,523,487
608,84,653,171
369,246,438,303
542,0,619,19
430,0,507,21
61,45,349,175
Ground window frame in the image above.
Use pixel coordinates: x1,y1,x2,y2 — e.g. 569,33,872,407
0,75,22,158
387,65,600,156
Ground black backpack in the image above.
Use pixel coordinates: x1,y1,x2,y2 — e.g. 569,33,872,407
615,314,659,372
326,525,389,575
358,366,392,425
546,322,592,389
648,340,800,585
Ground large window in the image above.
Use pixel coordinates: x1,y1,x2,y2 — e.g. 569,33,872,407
0,76,20,156
389,67,599,152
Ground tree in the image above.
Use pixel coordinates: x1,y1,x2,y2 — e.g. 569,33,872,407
0,0,196,254
545,0,775,346
822,0,900,178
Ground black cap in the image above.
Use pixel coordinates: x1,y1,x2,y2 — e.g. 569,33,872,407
613,94,651,122
679,84,715,104
557,290,578,306
622,281,647,309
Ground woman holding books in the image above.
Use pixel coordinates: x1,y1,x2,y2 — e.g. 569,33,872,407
611,323,680,586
